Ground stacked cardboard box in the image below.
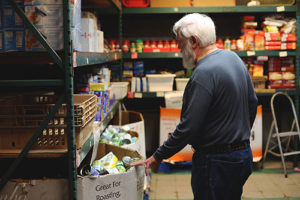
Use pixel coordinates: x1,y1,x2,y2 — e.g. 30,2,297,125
24,0,81,51
0,0,25,51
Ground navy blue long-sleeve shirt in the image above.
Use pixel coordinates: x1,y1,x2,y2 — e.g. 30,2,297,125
153,49,258,161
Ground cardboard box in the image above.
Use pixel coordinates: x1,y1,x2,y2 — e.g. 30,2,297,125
25,5,63,28
25,27,63,51
78,143,145,200
150,0,191,7
0,179,69,200
81,12,97,52
164,91,184,109
0,144,145,200
2,7,24,28
193,0,235,7
4,29,25,51
24,0,63,5
110,111,146,159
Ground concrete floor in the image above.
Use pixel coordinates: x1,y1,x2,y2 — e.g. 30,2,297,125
148,160,300,200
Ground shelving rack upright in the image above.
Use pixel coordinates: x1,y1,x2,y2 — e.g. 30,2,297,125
0,0,122,200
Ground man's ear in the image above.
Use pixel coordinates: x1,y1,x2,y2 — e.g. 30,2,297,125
190,36,198,49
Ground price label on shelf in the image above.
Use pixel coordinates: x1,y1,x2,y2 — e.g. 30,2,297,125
110,112,113,119
279,51,287,57
86,58,89,64
276,6,285,12
156,92,165,97
134,92,142,98
174,53,179,57
131,52,138,59
174,7,179,12
73,52,77,67
247,51,255,56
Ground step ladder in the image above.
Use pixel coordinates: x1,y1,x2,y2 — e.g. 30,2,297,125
263,92,300,178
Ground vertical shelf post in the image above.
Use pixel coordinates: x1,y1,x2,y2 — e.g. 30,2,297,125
294,0,300,167
63,0,77,199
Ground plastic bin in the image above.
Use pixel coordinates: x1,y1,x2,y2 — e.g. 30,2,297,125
111,82,129,99
175,78,189,91
146,74,176,92
122,0,150,7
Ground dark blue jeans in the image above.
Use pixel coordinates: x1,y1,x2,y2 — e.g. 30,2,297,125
191,147,253,200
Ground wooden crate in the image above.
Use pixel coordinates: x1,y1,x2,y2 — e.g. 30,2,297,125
0,119,95,153
0,94,97,127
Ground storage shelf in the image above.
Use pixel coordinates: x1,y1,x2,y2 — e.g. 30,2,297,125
123,52,182,59
77,100,120,165
75,52,122,67
123,51,296,59
127,89,297,98
123,6,296,14
0,51,121,66
0,79,64,87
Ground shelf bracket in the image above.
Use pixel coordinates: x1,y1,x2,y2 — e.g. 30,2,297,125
4,0,64,72
0,94,65,192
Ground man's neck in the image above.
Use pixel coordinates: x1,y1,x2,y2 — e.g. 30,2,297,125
196,44,218,62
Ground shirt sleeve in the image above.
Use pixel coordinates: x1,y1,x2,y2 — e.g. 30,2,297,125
247,72,258,128
153,80,213,161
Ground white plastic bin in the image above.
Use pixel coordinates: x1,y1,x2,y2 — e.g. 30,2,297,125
111,82,129,99
146,74,176,92
175,78,189,91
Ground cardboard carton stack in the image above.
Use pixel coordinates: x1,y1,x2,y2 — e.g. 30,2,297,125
0,0,25,52
81,11,104,52
24,0,81,51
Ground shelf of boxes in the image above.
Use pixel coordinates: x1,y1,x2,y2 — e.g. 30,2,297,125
123,6,297,14
123,50,297,59
127,89,297,99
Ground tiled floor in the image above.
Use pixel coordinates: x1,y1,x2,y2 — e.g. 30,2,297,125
148,160,300,200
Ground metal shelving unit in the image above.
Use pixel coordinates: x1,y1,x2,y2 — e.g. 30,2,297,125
123,5,297,14
123,50,297,59
127,89,297,99
0,0,122,199
122,2,300,165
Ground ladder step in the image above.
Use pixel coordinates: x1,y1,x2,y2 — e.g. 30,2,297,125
278,132,300,137
283,151,300,156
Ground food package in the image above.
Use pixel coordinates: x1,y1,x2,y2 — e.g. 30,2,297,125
269,72,282,81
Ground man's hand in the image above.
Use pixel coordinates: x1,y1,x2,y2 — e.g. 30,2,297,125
131,155,161,175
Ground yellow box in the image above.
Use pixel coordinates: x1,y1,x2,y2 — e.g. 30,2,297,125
89,82,109,91
150,0,191,7
193,0,235,7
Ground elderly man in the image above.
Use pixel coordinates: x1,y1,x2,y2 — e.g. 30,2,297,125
132,13,258,200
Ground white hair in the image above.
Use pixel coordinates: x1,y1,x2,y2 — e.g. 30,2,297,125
173,13,216,48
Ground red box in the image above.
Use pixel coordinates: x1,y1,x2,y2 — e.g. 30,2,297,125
143,47,170,52
122,0,150,7
265,45,281,50
265,41,281,46
281,33,296,42
281,42,296,50
265,32,281,41
268,80,282,89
